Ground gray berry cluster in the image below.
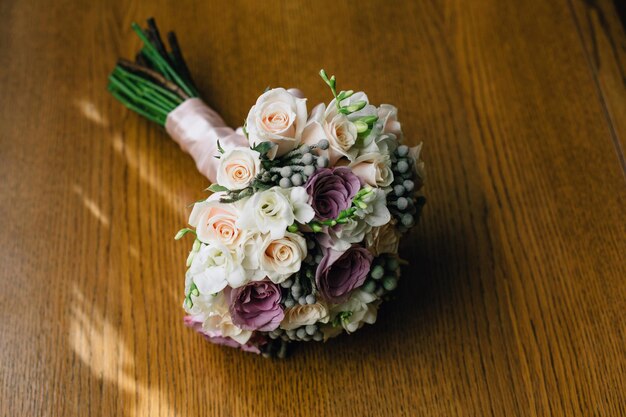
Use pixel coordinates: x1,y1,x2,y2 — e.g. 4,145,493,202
388,145,426,233
268,323,324,343
270,140,330,188
279,237,320,307
360,254,401,298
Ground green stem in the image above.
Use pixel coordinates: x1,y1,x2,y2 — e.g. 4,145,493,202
109,74,170,118
132,23,196,97
114,66,183,108
108,87,165,125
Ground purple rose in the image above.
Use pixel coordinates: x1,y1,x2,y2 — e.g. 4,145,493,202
316,245,373,302
305,167,361,220
229,280,284,331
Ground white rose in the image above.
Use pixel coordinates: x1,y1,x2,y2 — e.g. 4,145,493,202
238,186,314,239
365,220,401,256
259,232,307,283
280,303,329,330
189,196,245,248
326,290,380,335
216,147,261,190
317,218,372,252
355,187,391,227
187,243,246,294
246,88,308,159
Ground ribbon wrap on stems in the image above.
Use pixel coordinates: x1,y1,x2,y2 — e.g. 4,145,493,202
165,89,305,183
165,98,248,183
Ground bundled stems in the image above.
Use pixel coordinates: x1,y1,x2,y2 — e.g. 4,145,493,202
108,18,199,126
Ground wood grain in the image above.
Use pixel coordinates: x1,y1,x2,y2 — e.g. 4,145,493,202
0,0,624,416
569,0,626,170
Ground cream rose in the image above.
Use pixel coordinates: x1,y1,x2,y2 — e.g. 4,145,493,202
349,152,394,187
365,220,401,256
302,102,361,165
259,232,307,283
216,147,261,190
246,88,308,159
323,113,358,164
280,303,329,330
189,196,244,248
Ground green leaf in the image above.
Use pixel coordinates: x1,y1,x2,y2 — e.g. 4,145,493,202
216,140,225,154
252,180,271,190
207,184,229,193
253,141,276,155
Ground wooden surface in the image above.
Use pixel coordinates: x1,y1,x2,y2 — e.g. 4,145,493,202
1,0,625,415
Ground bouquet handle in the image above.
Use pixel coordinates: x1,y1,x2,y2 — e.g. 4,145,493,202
165,98,248,183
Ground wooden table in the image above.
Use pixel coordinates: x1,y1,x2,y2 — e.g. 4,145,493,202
1,0,624,415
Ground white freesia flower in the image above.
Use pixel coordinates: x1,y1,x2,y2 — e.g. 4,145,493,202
238,186,314,239
317,218,372,252
216,147,261,190
327,91,377,122
187,242,246,294
287,186,315,224
355,187,391,227
377,104,403,139
259,232,307,283
186,292,252,345
189,195,246,248
240,232,267,281
326,290,380,335
280,303,329,330
183,290,219,320
246,88,308,159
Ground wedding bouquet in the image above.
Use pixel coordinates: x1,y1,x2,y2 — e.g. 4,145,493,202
108,19,425,358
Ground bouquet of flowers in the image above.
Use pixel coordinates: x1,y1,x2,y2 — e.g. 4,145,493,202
108,19,425,358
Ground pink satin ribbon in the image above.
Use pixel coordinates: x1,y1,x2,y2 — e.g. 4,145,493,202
165,98,248,183
165,90,304,183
